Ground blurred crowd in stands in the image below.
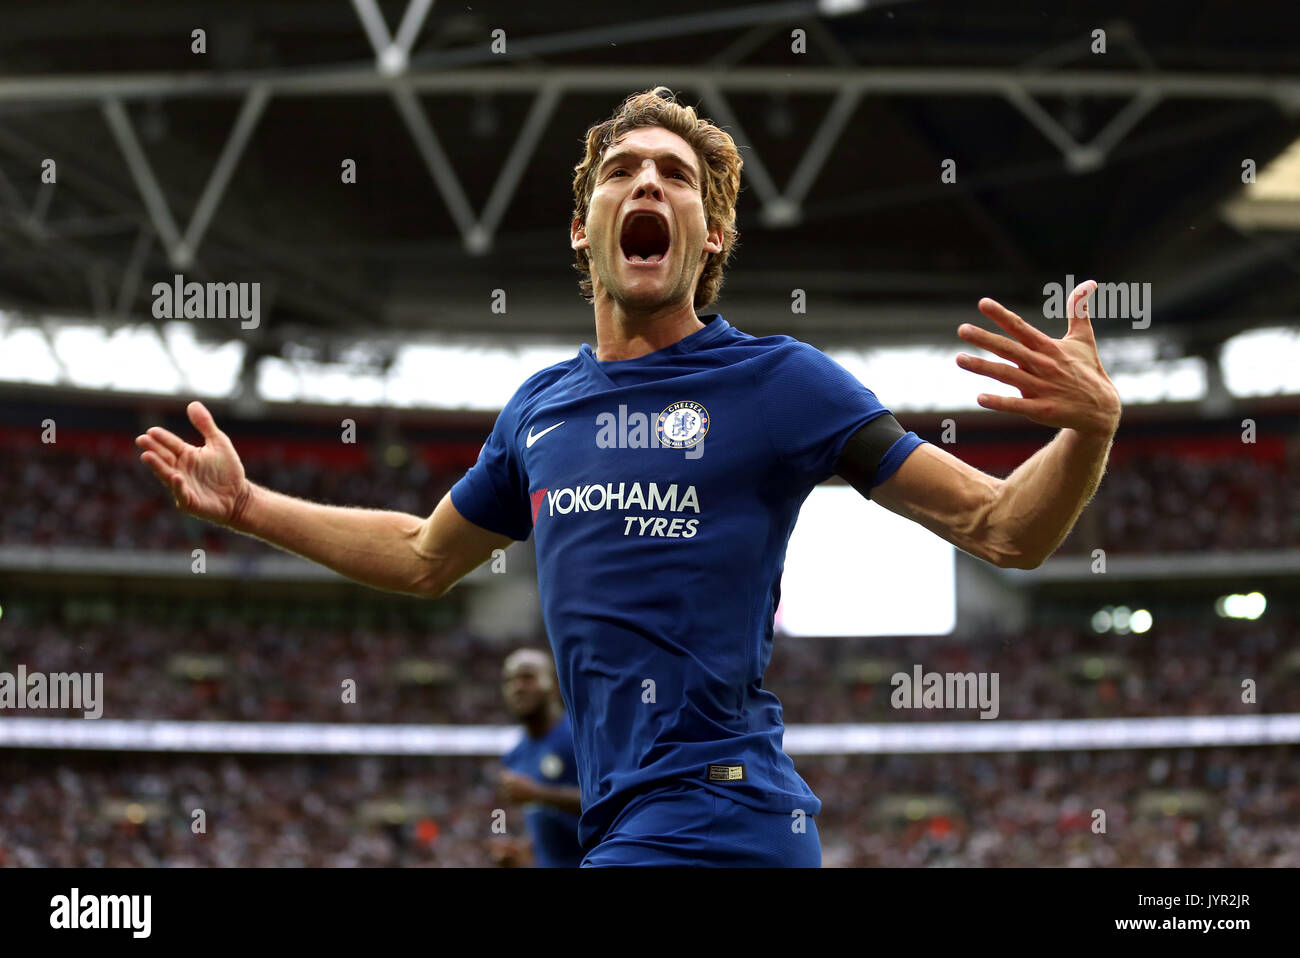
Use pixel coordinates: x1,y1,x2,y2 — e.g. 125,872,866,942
3,427,1296,869
0,437,460,554
2,608,1294,724
808,746,1300,867
3,747,1296,867
1058,451,1300,555
2,436,1296,554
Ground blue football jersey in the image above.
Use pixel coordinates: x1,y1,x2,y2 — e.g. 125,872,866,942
452,315,925,848
501,712,584,867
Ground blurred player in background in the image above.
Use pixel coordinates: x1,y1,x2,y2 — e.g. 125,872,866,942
496,648,583,868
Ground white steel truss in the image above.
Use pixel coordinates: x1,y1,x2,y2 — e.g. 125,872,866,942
37,64,1289,263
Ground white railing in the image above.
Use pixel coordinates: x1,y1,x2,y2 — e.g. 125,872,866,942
1,714,1297,755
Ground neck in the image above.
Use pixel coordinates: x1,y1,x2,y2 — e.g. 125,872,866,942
523,699,559,739
592,294,705,361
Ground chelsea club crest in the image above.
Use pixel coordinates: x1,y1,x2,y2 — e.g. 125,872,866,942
656,401,709,448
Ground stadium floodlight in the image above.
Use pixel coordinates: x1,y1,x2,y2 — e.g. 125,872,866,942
1216,592,1268,620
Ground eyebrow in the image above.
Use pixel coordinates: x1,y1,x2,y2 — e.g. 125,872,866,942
599,148,699,181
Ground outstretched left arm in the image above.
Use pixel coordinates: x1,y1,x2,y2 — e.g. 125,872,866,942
865,280,1121,570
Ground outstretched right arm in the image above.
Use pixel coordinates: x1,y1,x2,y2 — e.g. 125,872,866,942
136,401,513,598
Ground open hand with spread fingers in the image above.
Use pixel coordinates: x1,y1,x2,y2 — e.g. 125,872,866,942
134,400,252,528
955,279,1122,438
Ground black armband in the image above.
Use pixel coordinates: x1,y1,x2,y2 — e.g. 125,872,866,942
834,414,907,498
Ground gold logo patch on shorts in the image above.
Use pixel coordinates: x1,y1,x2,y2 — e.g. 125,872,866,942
706,764,745,782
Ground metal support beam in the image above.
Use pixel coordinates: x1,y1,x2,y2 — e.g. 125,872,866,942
1019,20,1157,74
1005,84,1163,173
103,86,270,267
697,83,786,222
0,217,85,303
473,83,562,253
61,65,1256,240
803,16,857,68
1158,228,1300,317
391,81,479,243
86,262,111,318
350,0,436,76
781,85,861,212
406,0,817,71
0,164,25,214
29,180,55,233
115,225,153,318
180,83,271,264
40,214,139,238
708,23,780,68
0,67,1295,104
700,82,862,227
1003,86,1094,169
101,97,185,259
1089,87,1164,157
394,82,562,254
0,122,379,330
392,0,436,62
349,0,395,64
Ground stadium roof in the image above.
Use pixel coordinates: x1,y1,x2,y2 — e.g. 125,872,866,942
1,0,1298,372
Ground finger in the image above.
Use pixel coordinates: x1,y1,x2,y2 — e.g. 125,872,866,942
168,471,191,510
1066,279,1098,343
978,297,1057,352
975,393,1047,418
956,354,1038,392
187,400,224,444
142,453,191,508
144,425,189,458
136,433,178,468
139,450,180,485
957,323,1040,370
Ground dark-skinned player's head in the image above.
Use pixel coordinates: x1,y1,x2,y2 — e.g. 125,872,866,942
501,648,558,721
570,86,743,313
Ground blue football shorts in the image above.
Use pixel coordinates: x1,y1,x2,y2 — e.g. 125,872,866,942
581,782,822,867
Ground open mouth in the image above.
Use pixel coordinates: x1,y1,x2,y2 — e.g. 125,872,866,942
619,211,671,265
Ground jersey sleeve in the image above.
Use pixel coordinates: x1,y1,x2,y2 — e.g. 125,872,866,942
756,341,925,485
449,387,533,541
500,736,526,772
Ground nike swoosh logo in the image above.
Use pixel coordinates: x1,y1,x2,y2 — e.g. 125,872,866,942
525,421,565,448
